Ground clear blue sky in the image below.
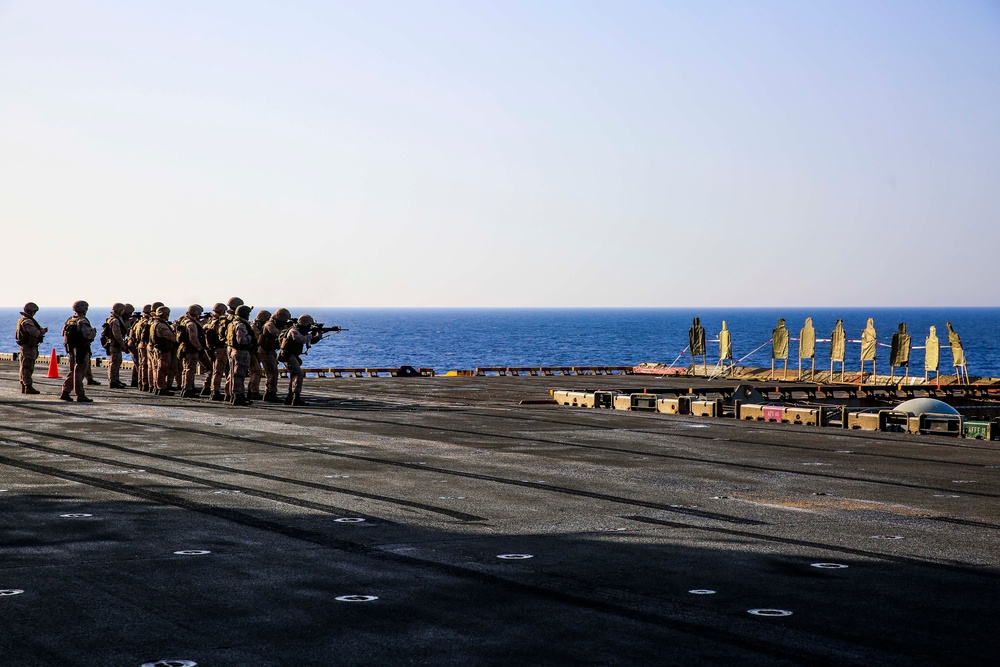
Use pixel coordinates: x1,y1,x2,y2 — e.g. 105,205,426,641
2,1,998,307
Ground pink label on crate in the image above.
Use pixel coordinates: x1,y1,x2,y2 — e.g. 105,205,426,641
763,407,784,422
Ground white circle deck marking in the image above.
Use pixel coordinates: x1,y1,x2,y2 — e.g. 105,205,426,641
141,661,197,667
811,563,849,569
335,518,366,523
951,480,975,483
438,496,466,500
934,494,961,498
173,550,211,556
688,589,716,595
60,513,93,518
212,490,241,495
497,554,533,560
872,535,905,540
325,475,351,479
335,595,378,602
748,609,793,617
0,589,25,596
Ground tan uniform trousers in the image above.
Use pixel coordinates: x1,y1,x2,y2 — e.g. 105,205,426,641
286,354,305,395
173,353,182,389
62,349,91,398
209,347,228,393
260,349,279,395
107,344,123,385
229,349,251,396
136,344,148,388
146,346,159,389
19,345,39,389
127,343,140,386
181,350,211,392
225,346,236,398
248,350,262,395
155,349,176,390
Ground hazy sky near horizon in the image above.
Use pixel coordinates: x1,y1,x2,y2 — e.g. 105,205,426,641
2,1,998,308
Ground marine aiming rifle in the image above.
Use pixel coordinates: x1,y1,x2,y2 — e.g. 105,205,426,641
276,319,347,362
286,319,348,337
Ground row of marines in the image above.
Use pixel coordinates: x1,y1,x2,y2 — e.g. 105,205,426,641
15,298,334,405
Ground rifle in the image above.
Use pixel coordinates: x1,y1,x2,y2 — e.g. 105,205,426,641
311,324,346,335
286,319,347,337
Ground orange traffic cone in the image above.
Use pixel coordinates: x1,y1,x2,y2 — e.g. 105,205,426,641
46,349,61,378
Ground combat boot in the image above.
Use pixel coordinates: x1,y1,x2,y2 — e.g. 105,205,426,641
291,393,307,406
77,395,94,403
181,389,199,398
262,391,281,403
130,377,138,387
87,378,101,386
284,392,294,405
248,391,264,401
59,391,73,401
200,385,212,396
24,386,40,395
111,381,127,389
155,389,175,396
211,392,226,402
232,393,252,406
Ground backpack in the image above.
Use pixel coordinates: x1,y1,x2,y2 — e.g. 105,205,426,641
100,319,113,352
137,318,151,344
204,315,228,349
15,319,29,346
63,315,83,348
279,325,305,356
150,321,177,352
175,317,201,349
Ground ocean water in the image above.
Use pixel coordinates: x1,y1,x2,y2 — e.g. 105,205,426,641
2,307,999,377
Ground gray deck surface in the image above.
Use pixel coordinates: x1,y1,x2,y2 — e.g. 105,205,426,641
1,362,997,666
